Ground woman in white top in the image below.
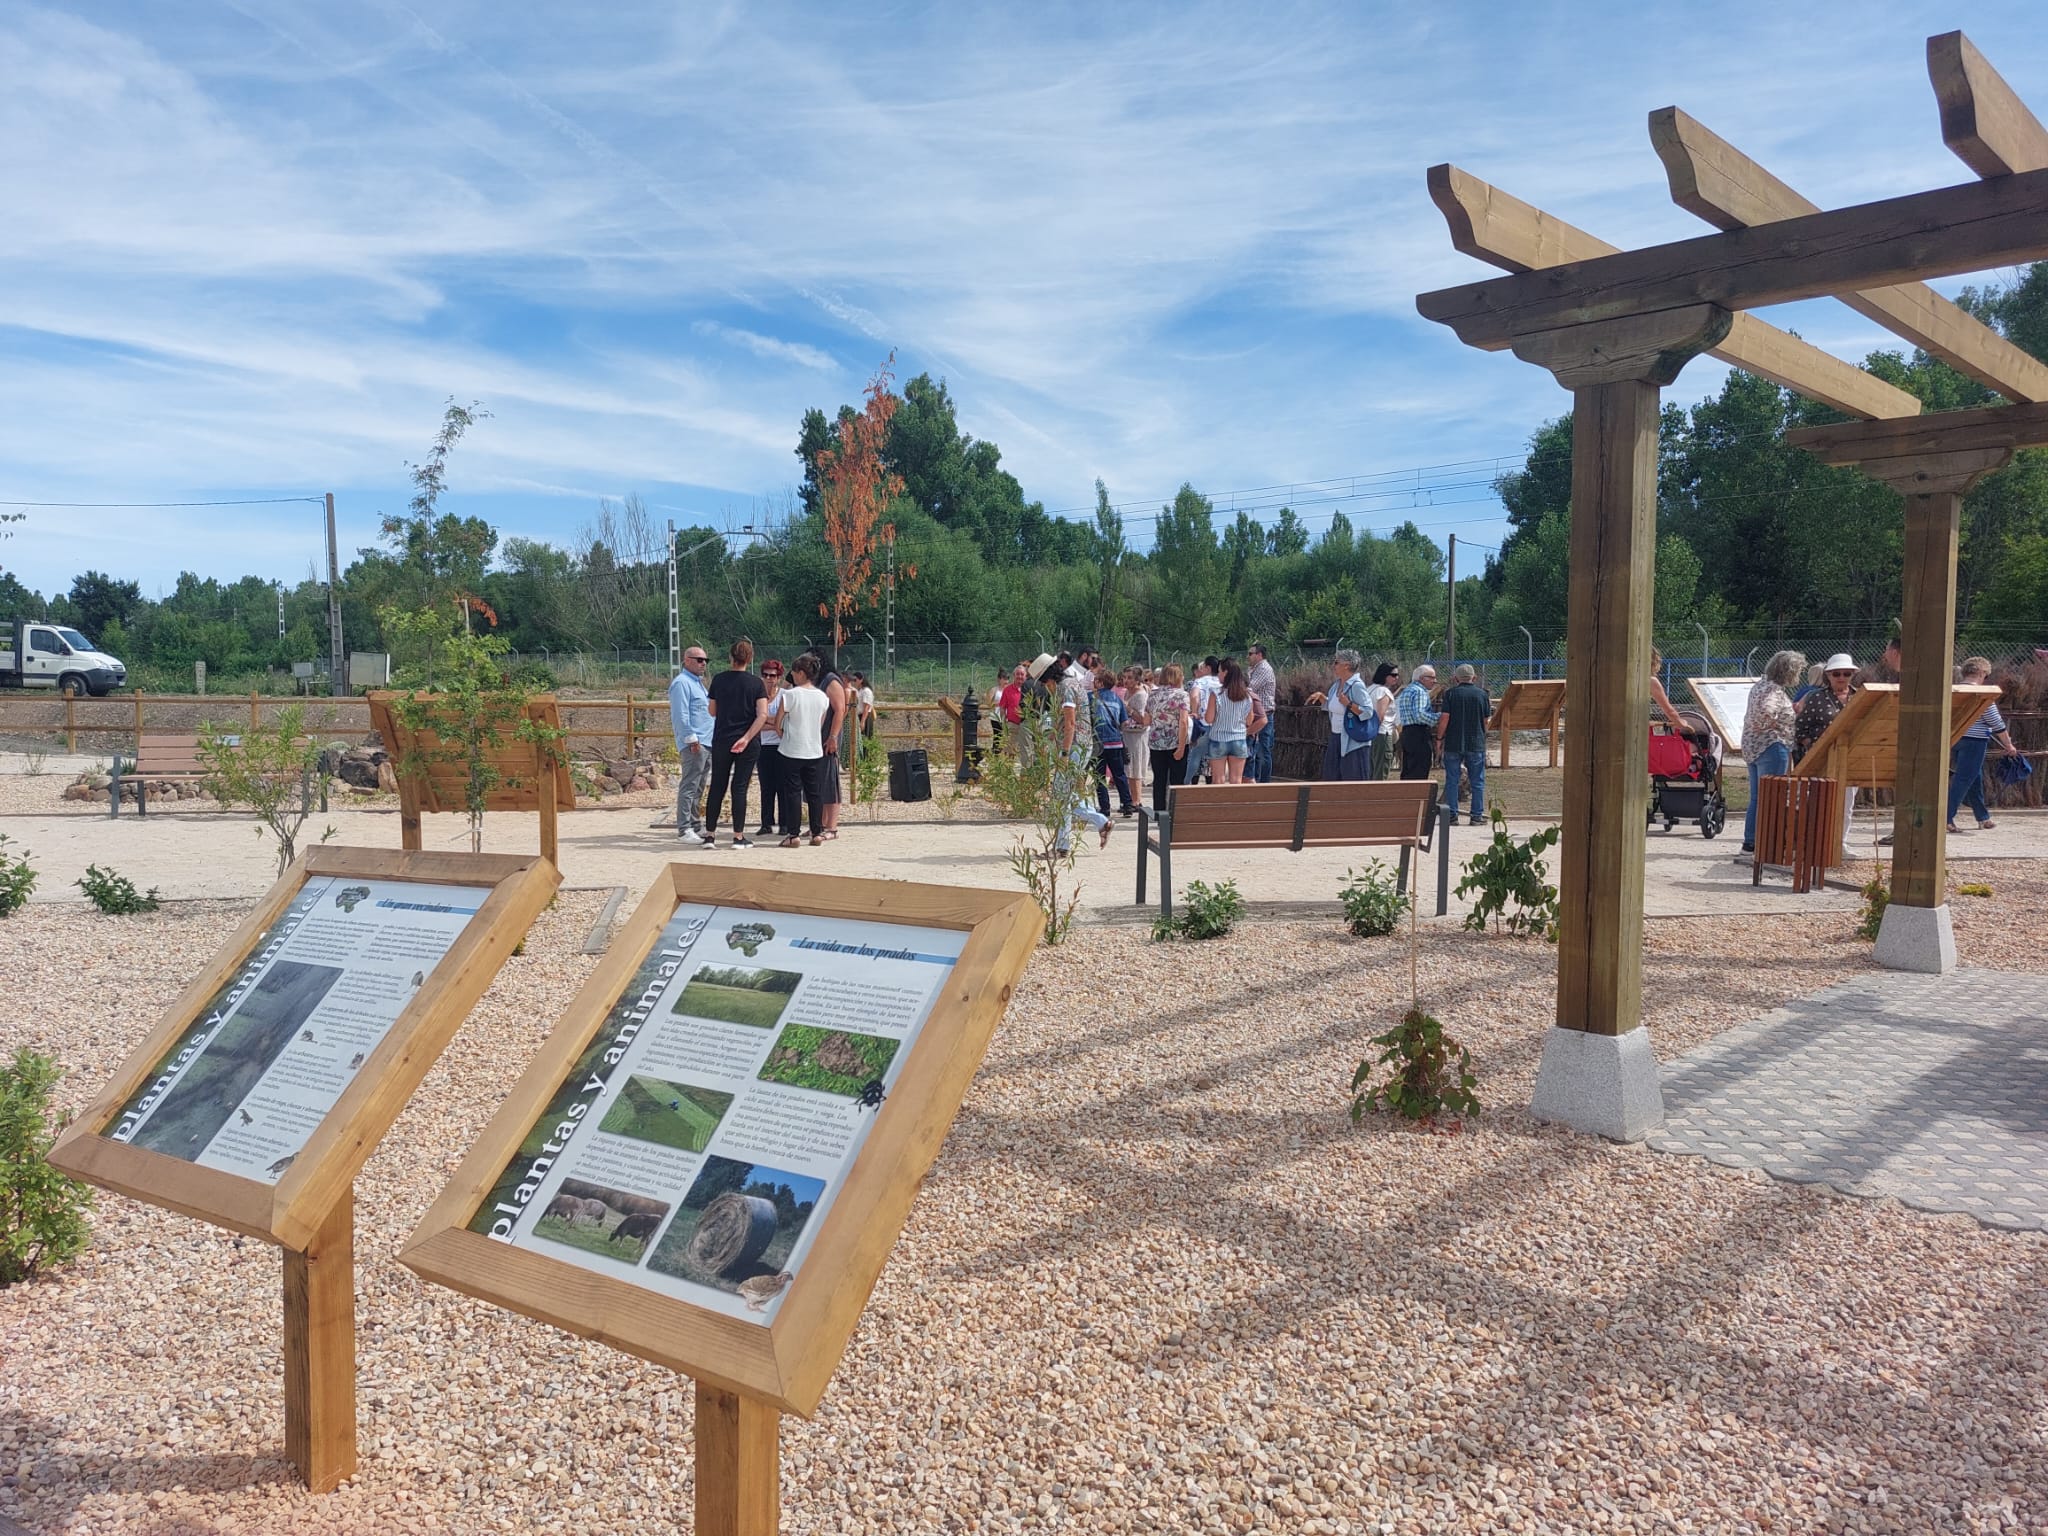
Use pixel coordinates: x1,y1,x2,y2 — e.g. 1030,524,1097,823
1203,660,1267,785
1362,662,1398,779
769,656,831,845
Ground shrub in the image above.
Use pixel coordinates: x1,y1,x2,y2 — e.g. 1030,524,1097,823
1856,877,1889,941
853,729,887,817
199,703,337,876
1154,879,1246,942
1338,860,1410,937
0,1047,94,1286
0,834,35,917
1350,1008,1479,1125
1002,708,1083,944
1956,881,1993,898
77,866,159,914
1454,806,1559,940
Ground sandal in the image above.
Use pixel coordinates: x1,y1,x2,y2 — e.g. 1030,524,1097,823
779,836,802,849
1098,822,1113,849
810,835,824,846
1947,822,1961,833
1977,819,1996,831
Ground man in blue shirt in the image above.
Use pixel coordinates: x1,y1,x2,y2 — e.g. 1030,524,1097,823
668,644,714,843
1394,664,1439,781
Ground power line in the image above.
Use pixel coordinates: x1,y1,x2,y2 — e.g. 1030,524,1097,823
0,496,324,509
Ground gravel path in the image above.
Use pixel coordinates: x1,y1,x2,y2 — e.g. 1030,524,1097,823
2,884,2043,1534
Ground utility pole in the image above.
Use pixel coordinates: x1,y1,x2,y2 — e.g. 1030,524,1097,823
1445,533,1457,670
276,581,286,638
325,493,346,696
884,528,896,688
666,520,681,678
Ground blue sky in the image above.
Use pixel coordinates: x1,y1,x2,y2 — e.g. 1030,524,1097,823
3,0,2043,597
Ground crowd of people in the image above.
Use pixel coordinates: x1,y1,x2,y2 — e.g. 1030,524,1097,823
667,634,2027,865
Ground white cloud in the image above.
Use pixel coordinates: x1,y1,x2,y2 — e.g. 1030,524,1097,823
2,0,2044,590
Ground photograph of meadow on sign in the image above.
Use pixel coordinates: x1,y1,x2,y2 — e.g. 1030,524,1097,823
672,964,801,1030
757,1023,900,1099
598,1074,734,1153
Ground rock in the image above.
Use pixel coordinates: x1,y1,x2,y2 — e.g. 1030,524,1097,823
604,760,638,785
375,761,399,793
63,782,93,801
337,754,381,789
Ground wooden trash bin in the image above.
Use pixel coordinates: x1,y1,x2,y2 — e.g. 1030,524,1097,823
1754,775,1837,893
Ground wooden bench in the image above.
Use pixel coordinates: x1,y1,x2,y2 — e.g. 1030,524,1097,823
1136,780,1450,920
109,733,327,817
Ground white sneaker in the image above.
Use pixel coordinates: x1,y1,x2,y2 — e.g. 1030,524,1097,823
679,828,706,845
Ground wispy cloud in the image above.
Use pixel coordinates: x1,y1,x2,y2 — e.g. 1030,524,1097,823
691,321,836,372
0,0,2041,588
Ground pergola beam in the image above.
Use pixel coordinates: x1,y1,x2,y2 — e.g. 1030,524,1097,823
1930,31,2048,177
1427,164,1920,420
1649,107,2048,403
1414,165,2048,350
1785,396,2048,465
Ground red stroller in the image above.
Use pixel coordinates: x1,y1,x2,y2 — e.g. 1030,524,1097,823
1647,708,1727,838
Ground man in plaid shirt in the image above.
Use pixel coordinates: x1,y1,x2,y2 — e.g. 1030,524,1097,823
1394,665,1439,781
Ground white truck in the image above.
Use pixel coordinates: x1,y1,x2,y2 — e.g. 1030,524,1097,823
0,619,129,696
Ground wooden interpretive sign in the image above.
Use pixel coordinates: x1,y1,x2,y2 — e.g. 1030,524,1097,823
1488,678,1566,767
368,691,576,867
401,865,1040,1534
49,846,559,1492
1791,682,2002,864
1687,676,1756,756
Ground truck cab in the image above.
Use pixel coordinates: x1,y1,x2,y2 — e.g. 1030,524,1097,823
0,620,129,696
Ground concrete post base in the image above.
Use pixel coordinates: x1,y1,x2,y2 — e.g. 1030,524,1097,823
1874,901,1956,974
1528,1026,1665,1142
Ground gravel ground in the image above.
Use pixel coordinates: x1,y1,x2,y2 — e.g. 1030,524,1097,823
2,882,2044,1534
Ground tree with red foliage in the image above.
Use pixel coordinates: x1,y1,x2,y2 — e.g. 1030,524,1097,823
813,356,907,648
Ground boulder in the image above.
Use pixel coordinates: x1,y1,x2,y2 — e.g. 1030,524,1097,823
375,761,398,793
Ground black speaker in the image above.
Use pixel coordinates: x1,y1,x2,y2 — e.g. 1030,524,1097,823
888,747,931,802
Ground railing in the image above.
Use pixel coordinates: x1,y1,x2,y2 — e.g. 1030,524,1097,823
6,691,964,778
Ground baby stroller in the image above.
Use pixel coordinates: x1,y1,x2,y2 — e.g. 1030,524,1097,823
1647,708,1726,838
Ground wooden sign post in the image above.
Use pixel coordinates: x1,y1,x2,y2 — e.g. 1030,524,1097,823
1487,678,1566,767
49,847,559,1492
1685,676,1757,757
401,865,1040,1533
1792,681,2002,865
368,692,577,867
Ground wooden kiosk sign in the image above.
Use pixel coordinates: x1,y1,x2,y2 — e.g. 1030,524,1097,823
368,691,576,866
48,846,559,1491
401,865,1039,1534
1487,678,1565,767
1792,682,2001,864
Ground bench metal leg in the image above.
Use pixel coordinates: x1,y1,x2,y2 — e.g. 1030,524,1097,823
1157,813,1173,923
1436,803,1453,917
1135,810,1148,907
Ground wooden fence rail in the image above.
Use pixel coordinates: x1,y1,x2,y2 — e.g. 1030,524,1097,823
5,692,959,763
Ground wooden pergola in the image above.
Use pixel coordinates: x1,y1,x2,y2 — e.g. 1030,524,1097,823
1416,32,2048,1139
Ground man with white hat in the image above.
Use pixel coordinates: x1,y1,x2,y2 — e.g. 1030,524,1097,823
1795,654,1860,860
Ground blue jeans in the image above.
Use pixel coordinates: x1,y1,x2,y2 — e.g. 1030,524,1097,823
1184,726,1211,783
1442,750,1486,819
1744,741,1790,847
1947,735,1991,825
1248,720,1275,783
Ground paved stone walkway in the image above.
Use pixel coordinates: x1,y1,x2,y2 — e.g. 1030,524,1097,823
1648,969,2048,1232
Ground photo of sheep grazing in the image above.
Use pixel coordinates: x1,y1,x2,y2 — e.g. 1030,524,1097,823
530,1178,669,1267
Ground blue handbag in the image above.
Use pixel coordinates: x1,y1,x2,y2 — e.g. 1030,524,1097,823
1996,751,2033,787
1341,680,1377,745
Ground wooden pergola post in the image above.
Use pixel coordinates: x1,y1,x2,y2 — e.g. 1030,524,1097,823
1509,306,1730,1138
1778,425,2039,969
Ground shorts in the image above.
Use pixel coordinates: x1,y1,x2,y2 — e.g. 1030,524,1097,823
1211,738,1249,759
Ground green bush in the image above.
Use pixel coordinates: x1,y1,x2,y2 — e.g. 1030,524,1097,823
1856,877,1890,941
1153,879,1246,942
0,834,34,917
1338,860,1410,937
1350,1009,1480,1125
77,865,161,915
1,1047,94,1286
1454,806,1560,940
